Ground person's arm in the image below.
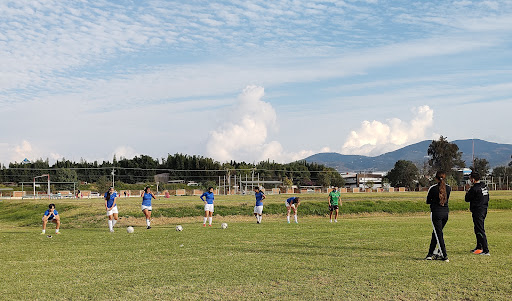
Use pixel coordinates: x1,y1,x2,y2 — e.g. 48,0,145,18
262,193,266,200
151,192,156,199
111,195,117,208
200,193,205,203
105,198,109,210
465,187,474,203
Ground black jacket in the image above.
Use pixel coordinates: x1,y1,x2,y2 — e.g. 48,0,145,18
465,182,489,211
426,183,451,212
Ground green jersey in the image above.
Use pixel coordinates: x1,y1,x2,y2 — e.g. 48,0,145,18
329,191,341,205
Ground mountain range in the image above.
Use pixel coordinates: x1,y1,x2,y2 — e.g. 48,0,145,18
304,139,512,172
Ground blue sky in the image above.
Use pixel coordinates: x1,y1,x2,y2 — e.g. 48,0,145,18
1,0,512,164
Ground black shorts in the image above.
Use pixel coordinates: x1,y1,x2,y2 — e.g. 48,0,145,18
329,205,339,211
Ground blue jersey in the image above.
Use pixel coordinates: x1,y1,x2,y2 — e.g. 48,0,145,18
142,193,153,206
105,192,117,208
255,191,265,206
200,191,214,204
44,209,58,219
286,197,298,204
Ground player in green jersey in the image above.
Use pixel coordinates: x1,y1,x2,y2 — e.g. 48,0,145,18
329,187,341,222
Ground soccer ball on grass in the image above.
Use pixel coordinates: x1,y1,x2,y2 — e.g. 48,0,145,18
176,225,183,231
221,223,228,229
126,226,134,233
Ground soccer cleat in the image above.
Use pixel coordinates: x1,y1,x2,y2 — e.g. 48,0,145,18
55,232,61,234
110,229,114,233
472,249,483,255
203,224,206,227
478,252,491,256
257,221,260,224
425,256,433,260
335,219,338,223
146,226,151,229
440,257,449,262
330,219,332,223
208,224,212,227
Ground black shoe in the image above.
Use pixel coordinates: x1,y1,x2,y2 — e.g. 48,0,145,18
146,226,151,229
440,257,449,262
425,255,433,260
478,252,491,256
257,221,260,224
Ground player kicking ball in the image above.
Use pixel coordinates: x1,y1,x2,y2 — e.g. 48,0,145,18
42,204,60,234
286,197,300,223
253,187,265,224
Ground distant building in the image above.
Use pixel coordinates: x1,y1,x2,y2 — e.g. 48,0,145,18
341,172,386,189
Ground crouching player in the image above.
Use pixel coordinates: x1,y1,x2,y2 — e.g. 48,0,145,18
254,187,266,224
286,197,300,223
42,204,60,234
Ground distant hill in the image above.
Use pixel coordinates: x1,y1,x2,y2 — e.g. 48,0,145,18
304,139,512,172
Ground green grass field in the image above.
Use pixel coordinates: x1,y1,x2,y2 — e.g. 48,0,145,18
1,192,511,300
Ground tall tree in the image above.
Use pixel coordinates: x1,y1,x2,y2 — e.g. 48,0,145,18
427,136,465,174
386,160,419,190
471,157,490,176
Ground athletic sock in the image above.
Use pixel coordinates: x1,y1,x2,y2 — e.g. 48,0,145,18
203,217,207,225
208,217,212,225
146,219,150,227
294,215,298,223
55,229,59,233
112,219,117,227
108,220,113,231
259,215,262,223
287,215,290,223
42,229,46,234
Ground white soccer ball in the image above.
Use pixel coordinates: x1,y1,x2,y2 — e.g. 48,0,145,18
221,223,228,229
176,225,183,231
126,226,134,233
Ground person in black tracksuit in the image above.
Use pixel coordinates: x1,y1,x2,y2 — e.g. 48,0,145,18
465,171,490,255
425,171,451,261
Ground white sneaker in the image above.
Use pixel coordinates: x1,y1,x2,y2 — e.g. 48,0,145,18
109,229,114,233
330,219,332,223
335,219,338,223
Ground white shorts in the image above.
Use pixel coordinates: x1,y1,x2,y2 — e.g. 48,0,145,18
106,206,119,216
285,201,296,209
141,205,152,211
254,205,263,215
204,204,214,212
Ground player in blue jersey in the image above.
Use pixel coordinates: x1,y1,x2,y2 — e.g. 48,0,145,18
141,186,156,229
104,187,119,232
200,187,215,227
253,187,266,224
42,203,60,234
285,196,300,223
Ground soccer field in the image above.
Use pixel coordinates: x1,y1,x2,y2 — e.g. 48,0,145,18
1,202,511,300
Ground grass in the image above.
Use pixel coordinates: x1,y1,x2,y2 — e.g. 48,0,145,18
1,192,511,300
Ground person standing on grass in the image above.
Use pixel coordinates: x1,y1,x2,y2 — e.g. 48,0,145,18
104,187,119,232
465,171,490,256
201,187,215,227
328,187,341,223
425,171,451,262
285,196,300,223
42,203,61,235
253,187,266,224
141,186,156,229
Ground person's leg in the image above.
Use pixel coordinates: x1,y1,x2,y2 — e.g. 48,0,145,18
287,206,291,223
108,213,113,232
472,212,483,251
435,211,448,258
474,209,489,253
54,216,61,234
335,208,339,222
204,210,208,226
42,216,48,234
112,213,118,227
293,206,298,223
208,211,213,226
329,208,333,222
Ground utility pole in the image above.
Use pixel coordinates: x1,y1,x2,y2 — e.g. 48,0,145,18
111,169,115,188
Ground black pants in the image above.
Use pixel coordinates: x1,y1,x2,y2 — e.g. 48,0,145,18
428,210,449,258
472,208,489,252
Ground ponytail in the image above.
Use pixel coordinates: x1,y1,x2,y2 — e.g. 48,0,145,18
436,171,447,206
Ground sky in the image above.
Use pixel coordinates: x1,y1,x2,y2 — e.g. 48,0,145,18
1,0,512,165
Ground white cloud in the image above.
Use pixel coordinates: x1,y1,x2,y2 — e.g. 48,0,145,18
206,85,321,163
112,146,139,160
341,105,434,156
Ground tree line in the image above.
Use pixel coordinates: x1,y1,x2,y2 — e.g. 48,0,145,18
0,153,345,190
386,136,512,190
